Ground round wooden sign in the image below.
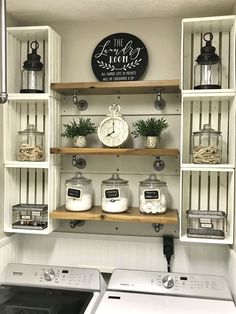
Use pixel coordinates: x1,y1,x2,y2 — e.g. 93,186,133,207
91,33,148,82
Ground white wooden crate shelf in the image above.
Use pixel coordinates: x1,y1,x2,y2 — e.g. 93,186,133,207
181,93,235,166
180,169,234,244
181,15,236,91
7,26,61,96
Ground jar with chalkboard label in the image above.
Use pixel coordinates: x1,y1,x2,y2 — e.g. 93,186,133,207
192,124,222,164
101,173,129,213
139,174,167,214
65,172,93,211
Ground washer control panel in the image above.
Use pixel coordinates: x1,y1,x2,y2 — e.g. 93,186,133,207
0,263,101,291
108,269,233,300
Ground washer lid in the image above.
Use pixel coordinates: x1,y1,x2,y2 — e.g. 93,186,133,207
95,291,236,314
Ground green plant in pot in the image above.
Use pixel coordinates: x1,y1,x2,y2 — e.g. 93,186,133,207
132,117,169,148
61,118,97,147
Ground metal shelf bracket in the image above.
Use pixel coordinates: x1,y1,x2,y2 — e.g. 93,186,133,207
69,220,85,228
153,156,165,171
152,223,164,233
72,91,88,111
72,155,87,169
154,88,166,110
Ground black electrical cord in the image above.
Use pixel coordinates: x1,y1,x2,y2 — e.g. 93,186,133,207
163,235,174,273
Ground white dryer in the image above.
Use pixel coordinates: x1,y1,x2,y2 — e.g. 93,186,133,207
95,269,236,314
0,263,106,313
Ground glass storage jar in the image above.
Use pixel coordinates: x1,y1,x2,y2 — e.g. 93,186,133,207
101,173,129,213
17,124,44,161
192,124,222,164
139,174,167,214
65,172,93,211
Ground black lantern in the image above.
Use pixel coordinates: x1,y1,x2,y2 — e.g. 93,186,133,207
194,32,222,90
20,41,45,93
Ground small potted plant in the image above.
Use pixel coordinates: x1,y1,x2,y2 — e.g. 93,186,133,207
132,117,169,148
61,118,97,147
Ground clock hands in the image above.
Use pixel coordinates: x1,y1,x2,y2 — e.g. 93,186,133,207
106,119,115,137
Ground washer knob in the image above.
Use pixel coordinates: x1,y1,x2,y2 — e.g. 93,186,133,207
162,275,174,289
44,268,56,281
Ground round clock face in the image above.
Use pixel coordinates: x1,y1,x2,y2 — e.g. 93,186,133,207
98,117,129,147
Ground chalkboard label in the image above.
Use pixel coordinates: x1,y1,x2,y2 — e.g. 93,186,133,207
144,190,160,200
67,188,81,199
104,188,120,199
91,33,148,82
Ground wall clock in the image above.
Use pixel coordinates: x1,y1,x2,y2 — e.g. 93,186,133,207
98,104,129,147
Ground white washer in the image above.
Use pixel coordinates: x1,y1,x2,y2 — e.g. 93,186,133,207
0,263,106,313
95,269,236,314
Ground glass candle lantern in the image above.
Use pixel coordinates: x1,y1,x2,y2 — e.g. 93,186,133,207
20,41,45,93
194,32,222,90
192,124,222,164
101,173,129,213
139,174,167,214
17,124,44,161
65,172,93,211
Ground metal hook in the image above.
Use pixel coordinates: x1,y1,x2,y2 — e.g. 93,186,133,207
154,89,166,110
72,156,86,169
153,156,165,171
72,91,88,111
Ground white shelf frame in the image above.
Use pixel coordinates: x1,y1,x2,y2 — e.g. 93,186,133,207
3,26,62,234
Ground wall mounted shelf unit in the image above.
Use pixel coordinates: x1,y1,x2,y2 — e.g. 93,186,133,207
50,147,179,157
180,15,236,244
50,80,180,227
51,79,180,95
50,206,178,225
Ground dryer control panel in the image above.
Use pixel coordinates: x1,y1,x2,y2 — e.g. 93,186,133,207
108,269,233,300
0,263,101,291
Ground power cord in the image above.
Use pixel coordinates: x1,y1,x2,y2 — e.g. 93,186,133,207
163,235,174,273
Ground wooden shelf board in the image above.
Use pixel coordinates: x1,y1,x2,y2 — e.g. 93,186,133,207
51,80,180,95
50,206,178,224
50,147,179,157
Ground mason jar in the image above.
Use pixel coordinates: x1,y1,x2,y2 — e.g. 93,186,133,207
139,174,167,214
192,124,222,164
17,124,44,161
65,172,93,211
101,173,129,213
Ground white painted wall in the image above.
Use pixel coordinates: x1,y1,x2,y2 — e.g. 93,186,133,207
18,233,229,277
50,17,181,82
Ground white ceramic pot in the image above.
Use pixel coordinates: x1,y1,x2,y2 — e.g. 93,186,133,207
73,136,86,147
145,136,159,148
